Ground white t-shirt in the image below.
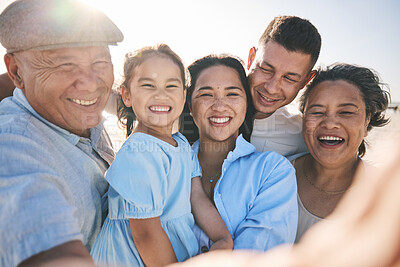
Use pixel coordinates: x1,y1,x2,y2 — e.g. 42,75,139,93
250,106,308,158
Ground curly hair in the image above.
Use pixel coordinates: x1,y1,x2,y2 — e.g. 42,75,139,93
299,63,390,157
117,43,188,137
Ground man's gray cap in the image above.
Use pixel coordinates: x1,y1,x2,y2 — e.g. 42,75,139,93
0,0,124,53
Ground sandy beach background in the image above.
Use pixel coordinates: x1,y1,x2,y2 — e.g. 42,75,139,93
364,109,400,167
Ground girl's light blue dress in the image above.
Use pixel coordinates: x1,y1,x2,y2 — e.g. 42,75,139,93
91,132,201,267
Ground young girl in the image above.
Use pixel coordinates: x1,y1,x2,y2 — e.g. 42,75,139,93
91,44,232,267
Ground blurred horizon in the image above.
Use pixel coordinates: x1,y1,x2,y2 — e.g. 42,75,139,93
0,0,399,102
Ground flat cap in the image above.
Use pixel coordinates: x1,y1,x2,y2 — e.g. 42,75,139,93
0,0,124,53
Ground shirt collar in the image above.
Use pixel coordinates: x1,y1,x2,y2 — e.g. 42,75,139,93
192,134,256,161
13,88,105,147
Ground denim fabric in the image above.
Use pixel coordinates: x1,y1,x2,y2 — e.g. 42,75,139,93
0,89,114,266
193,135,298,251
91,132,200,267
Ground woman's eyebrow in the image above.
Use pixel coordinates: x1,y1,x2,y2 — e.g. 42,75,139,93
338,103,359,108
225,86,243,90
197,86,213,91
307,104,325,109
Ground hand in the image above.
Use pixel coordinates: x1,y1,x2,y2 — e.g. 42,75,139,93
170,145,400,267
209,236,233,251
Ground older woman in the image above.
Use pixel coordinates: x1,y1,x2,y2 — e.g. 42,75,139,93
180,55,298,251
294,63,390,242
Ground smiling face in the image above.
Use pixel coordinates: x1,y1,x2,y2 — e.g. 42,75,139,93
303,80,370,167
248,40,313,118
122,55,186,135
190,65,247,144
14,46,114,137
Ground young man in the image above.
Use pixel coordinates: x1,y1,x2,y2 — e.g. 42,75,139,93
247,16,321,158
0,0,123,266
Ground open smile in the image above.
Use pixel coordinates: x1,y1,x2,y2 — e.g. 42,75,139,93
257,91,282,105
209,116,231,126
318,135,345,148
68,97,98,106
149,105,172,113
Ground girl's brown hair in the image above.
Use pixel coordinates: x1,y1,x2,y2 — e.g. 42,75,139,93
117,43,188,137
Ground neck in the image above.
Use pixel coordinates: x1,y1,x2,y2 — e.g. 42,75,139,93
306,154,360,192
197,134,237,173
255,110,274,119
134,122,175,146
73,128,90,138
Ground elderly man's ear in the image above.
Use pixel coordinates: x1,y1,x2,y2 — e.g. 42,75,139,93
4,53,24,89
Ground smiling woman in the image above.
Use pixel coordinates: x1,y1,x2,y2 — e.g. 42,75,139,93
180,54,298,251
292,63,390,242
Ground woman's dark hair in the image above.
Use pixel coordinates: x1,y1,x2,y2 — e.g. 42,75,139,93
299,63,390,157
117,43,187,137
179,54,255,144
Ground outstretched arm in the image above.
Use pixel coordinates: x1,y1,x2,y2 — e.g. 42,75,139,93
129,217,177,266
169,149,400,267
191,177,233,251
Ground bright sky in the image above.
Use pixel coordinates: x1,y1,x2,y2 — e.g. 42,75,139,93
0,0,399,102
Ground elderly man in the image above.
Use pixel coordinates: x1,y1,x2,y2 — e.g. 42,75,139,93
0,0,123,266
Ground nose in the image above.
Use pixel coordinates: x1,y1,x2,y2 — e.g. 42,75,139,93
154,88,169,100
263,75,281,95
321,113,340,129
211,97,228,112
74,66,100,92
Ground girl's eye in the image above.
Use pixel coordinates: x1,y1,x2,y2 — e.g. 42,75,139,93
166,85,178,89
141,84,154,88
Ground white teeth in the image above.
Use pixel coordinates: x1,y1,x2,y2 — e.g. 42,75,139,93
259,93,280,102
209,117,230,123
149,106,170,112
70,98,98,106
319,136,344,141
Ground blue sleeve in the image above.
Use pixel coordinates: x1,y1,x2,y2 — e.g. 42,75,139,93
0,133,82,267
106,140,168,219
191,149,202,178
233,155,298,250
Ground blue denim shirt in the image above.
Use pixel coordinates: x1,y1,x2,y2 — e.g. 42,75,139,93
0,89,114,266
193,135,298,251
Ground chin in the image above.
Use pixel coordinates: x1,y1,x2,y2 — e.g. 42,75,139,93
82,115,103,129
212,132,237,143
255,102,276,113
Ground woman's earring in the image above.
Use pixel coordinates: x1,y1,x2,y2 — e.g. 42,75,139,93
189,112,193,116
